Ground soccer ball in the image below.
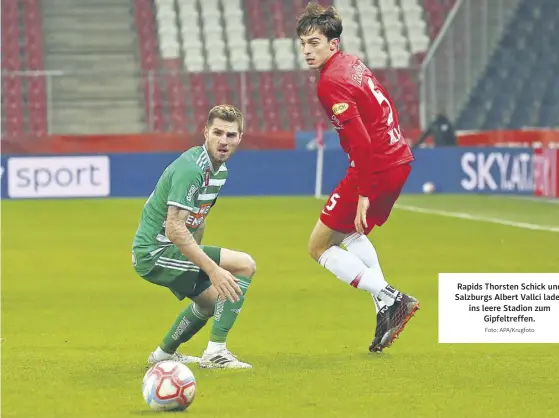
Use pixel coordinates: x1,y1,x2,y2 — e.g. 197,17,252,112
142,360,197,412
422,181,435,194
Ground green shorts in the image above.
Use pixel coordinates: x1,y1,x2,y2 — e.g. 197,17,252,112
133,245,221,301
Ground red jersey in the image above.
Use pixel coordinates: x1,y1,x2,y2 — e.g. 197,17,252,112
317,51,414,197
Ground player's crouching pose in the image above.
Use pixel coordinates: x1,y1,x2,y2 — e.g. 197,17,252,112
297,3,420,352
131,105,253,369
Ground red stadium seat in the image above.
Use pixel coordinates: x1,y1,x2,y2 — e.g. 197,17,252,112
189,73,210,128
244,0,267,39
422,0,456,39
163,59,188,132
134,0,164,131
22,0,47,136
1,1,24,138
270,1,287,38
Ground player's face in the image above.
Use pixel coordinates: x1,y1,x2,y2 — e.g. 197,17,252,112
299,30,338,70
204,118,242,165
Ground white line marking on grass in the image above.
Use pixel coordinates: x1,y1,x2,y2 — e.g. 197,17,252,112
394,204,559,233
496,196,559,204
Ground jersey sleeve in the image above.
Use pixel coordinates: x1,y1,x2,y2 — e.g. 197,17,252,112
167,164,203,214
318,77,360,124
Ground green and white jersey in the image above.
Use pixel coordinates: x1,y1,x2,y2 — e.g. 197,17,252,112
132,145,227,256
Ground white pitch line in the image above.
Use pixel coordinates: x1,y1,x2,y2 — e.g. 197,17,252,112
495,196,559,204
394,204,559,233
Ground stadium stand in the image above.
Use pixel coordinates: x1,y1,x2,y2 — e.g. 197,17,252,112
456,0,559,130
1,0,144,136
22,0,48,137
2,0,24,138
1,0,457,138
138,0,450,133
42,0,144,135
1,0,47,138
135,0,166,132
422,0,456,40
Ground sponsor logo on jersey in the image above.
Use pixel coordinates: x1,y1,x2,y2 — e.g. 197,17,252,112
330,114,343,130
185,203,211,228
186,184,198,202
350,61,367,86
204,168,210,186
332,102,349,115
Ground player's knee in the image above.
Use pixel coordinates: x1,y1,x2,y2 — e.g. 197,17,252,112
238,252,256,278
308,220,339,262
194,302,214,318
308,238,327,262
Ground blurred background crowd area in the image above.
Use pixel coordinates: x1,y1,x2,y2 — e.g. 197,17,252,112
1,0,557,145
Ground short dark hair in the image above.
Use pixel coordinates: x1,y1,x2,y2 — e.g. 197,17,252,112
296,2,342,41
206,104,244,133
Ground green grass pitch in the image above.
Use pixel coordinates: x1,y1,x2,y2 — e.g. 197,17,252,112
2,195,559,417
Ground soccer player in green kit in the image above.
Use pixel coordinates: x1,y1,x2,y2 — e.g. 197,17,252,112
132,105,253,369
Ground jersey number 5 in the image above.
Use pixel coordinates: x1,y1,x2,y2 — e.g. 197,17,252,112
325,193,340,211
367,78,402,145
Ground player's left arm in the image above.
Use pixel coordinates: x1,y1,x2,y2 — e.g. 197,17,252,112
320,78,375,233
340,117,376,233
339,118,375,196
319,79,374,197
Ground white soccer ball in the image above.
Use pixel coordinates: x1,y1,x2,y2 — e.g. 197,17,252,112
142,360,197,412
422,182,435,194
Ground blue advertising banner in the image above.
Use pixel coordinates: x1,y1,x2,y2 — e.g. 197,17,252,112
402,147,534,194
0,147,535,200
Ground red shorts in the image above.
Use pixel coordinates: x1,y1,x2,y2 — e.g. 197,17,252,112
320,163,411,235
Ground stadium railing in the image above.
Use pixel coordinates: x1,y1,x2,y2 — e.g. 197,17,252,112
1,69,326,138
1,70,61,137
418,0,521,130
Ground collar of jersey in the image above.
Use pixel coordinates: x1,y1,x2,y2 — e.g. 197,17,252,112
202,145,219,174
320,50,342,74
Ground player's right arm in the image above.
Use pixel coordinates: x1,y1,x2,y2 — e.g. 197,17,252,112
165,207,241,302
192,220,205,244
166,164,241,302
165,207,215,275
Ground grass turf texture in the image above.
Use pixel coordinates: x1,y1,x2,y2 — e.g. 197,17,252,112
2,195,558,417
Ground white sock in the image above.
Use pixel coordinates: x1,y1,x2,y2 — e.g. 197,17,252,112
153,346,173,360
371,294,385,313
342,233,389,312
357,270,400,306
318,246,400,306
206,341,226,354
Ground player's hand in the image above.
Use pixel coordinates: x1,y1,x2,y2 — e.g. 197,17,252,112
355,195,369,234
209,267,242,303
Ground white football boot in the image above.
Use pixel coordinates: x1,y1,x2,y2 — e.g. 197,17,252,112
147,351,201,366
199,349,252,369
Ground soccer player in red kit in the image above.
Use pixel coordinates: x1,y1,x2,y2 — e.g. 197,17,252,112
297,2,420,352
